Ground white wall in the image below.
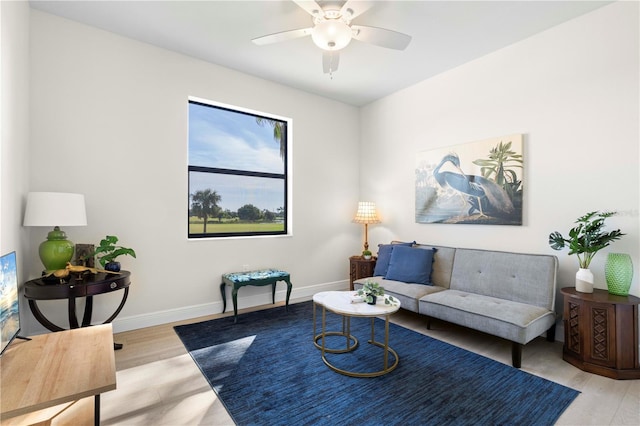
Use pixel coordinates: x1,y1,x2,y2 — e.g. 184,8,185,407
20,2,640,335
360,0,639,311
1,1,31,325
27,10,360,333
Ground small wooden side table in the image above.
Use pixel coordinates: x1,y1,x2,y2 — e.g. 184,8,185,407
561,287,640,379
349,256,376,290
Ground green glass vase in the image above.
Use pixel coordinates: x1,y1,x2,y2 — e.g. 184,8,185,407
605,253,633,296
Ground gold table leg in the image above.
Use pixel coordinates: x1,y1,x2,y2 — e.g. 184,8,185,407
315,310,399,378
313,302,358,353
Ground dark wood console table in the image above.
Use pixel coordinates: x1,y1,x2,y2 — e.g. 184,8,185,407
561,287,640,379
24,271,131,349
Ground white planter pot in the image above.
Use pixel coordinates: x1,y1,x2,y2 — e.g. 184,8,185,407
575,268,594,293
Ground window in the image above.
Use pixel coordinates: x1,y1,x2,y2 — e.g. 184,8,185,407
188,98,290,238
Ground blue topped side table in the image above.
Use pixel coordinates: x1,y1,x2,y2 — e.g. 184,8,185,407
220,269,293,323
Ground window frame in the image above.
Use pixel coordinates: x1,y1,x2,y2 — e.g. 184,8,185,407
187,97,292,239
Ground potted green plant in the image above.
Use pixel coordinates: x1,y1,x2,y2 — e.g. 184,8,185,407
90,235,137,272
356,280,397,305
362,249,372,260
548,211,624,293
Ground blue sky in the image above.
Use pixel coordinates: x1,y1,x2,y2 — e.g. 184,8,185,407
1,252,17,288
188,102,285,212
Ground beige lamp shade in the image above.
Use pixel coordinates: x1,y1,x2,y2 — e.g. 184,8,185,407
352,201,381,224
353,201,380,252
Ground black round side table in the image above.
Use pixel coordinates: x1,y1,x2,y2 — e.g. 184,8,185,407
24,271,131,349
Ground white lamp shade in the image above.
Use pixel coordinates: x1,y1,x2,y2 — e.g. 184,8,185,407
23,192,87,227
352,201,381,224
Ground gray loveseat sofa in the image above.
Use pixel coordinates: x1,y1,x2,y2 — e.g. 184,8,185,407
353,242,558,368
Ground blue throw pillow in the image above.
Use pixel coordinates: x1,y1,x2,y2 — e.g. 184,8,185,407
385,246,436,285
373,242,414,277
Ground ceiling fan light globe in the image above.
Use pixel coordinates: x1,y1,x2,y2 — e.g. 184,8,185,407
312,20,352,51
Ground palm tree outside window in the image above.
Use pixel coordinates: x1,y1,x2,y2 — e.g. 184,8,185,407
188,98,290,238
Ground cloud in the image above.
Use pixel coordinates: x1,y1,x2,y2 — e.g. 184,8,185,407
189,104,283,174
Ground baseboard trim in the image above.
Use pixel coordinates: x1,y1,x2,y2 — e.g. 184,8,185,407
110,279,349,333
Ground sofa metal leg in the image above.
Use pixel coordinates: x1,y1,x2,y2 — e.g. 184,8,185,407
426,316,432,330
511,342,522,368
546,324,556,342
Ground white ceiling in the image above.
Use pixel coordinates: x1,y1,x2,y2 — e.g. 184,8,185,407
29,0,611,106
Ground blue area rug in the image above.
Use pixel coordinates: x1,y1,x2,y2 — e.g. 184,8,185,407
174,301,578,426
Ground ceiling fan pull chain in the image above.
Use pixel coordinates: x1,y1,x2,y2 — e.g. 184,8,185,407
329,54,335,79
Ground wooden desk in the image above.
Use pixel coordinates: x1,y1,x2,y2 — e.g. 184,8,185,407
1,324,117,425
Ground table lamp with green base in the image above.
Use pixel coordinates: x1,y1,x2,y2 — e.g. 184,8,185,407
23,192,87,272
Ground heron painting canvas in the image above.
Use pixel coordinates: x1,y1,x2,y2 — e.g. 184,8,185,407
416,134,524,225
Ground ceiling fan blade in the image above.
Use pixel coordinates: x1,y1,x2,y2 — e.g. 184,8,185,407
352,25,412,50
292,0,324,18
322,51,340,74
340,0,374,21
252,28,313,46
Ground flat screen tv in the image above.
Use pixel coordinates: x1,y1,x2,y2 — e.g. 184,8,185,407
1,251,21,356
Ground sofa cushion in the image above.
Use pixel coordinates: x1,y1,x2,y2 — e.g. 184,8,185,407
419,290,556,344
449,248,558,310
354,276,446,313
373,241,414,277
413,244,455,289
385,246,436,285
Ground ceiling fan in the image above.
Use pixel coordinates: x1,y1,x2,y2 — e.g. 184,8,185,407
252,0,412,75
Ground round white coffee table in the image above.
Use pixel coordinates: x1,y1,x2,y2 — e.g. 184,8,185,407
312,291,400,377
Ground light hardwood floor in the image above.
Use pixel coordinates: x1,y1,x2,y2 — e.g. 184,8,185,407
102,298,639,425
